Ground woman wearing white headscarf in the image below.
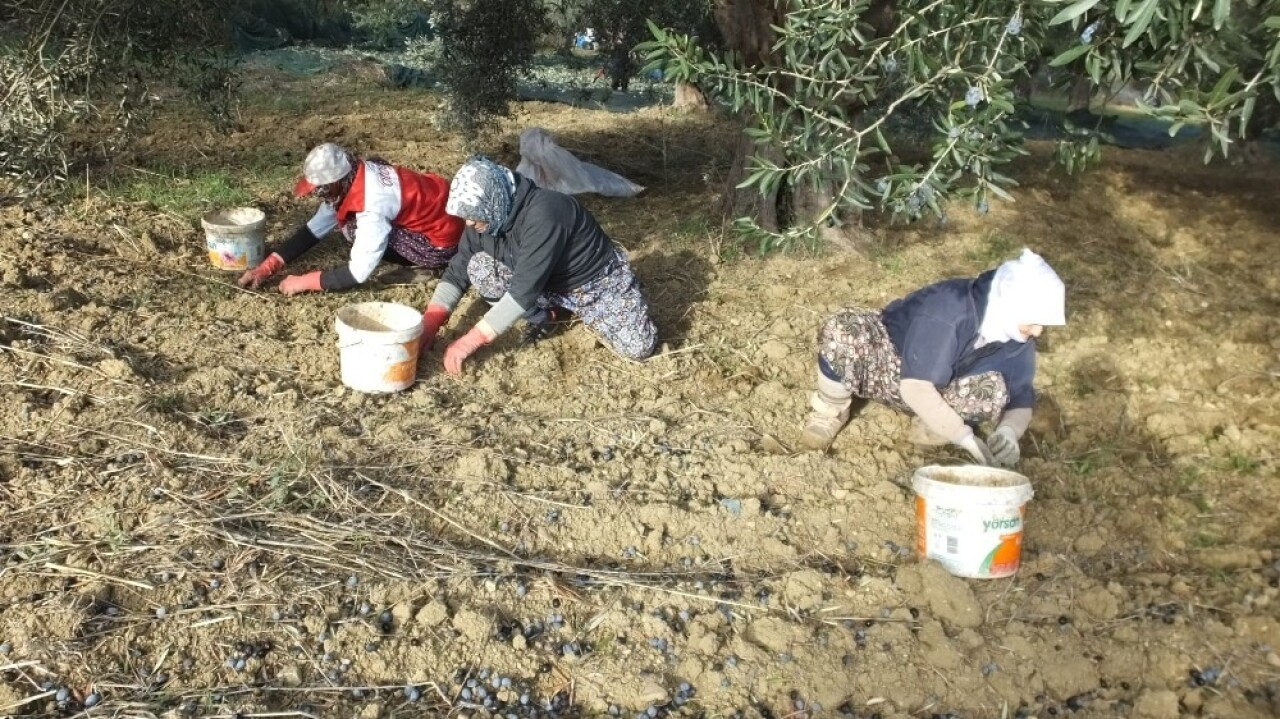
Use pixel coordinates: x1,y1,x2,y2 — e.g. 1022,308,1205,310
802,249,1066,466
420,156,658,376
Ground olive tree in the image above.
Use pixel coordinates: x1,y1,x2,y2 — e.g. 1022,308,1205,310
430,0,547,146
0,0,253,193
641,0,1280,251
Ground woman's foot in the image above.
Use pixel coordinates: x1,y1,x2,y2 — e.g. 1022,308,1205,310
521,308,571,346
800,374,854,449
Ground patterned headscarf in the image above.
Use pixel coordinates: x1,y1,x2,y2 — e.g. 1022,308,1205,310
978,248,1066,345
446,156,516,233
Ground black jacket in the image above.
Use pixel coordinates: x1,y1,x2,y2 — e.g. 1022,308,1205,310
441,174,616,309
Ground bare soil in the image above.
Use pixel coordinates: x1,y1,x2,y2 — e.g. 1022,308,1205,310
1,67,1278,719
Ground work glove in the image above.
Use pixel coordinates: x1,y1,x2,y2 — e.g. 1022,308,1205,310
279,271,323,296
955,433,995,466
987,425,1021,468
238,253,286,289
420,304,452,352
443,326,493,376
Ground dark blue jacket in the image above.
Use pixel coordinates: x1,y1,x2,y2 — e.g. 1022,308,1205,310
880,271,1036,409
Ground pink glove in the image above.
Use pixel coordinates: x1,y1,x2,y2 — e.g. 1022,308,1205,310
279,271,323,296
420,304,451,352
444,326,492,376
237,253,286,289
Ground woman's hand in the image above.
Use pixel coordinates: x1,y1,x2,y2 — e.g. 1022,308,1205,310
443,322,497,376
987,426,1021,467
238,253,286,289
278,271,323,296
955,433,995,466
420,304,452,352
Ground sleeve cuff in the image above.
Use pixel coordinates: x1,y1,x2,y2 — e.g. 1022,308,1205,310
480,294,527,336
320,266,359,291
430,282,465,311
275,225,321,263
998,407,1033,438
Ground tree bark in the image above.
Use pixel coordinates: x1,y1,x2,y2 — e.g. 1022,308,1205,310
711,0,788,227
719,128,782,232
672,81,708,109
710,0,895,239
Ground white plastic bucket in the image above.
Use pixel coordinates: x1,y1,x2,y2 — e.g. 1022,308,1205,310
912,465,1034,579
334,302,423,393
202,207,266,271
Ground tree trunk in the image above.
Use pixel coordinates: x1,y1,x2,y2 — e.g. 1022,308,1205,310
672,81,708,109
712,0,788,227
710,0,896,238
719,128,782,233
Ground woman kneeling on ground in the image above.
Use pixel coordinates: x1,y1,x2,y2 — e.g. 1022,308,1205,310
802,249,1066,467
238,143,464,294
420,156,658,376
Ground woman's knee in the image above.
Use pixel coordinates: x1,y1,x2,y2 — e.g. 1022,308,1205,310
466,252,507,295
598,316,657,361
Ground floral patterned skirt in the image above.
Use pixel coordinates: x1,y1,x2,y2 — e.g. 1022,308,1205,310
340,218,457,270
817,307,1008,424
467,249,657,361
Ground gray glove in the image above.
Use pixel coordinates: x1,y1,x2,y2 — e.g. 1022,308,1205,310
955,433,995,466
988,425,1021,468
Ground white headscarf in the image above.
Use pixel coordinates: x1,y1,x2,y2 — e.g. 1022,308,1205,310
977,248,1066,345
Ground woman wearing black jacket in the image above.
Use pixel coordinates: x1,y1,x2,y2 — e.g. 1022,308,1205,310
420,156,657,375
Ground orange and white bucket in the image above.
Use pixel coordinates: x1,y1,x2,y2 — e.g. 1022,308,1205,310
334,302,422,393
912,465,1034,579
202,207,266,271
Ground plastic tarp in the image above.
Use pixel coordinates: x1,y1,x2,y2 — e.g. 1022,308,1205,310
230,1,433,52
232,0,354,51
515,127,644,198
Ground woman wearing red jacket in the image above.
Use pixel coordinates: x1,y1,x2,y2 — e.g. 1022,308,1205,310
238,143,465,294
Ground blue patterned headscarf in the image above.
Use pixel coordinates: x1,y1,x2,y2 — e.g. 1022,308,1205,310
446,156,516,233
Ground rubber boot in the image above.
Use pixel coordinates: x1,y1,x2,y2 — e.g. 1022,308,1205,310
800,373,854,450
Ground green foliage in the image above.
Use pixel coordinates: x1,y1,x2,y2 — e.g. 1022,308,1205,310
348,0,435,48
110,167,255,218
543,0,589,50
641,0,1280,250
1228,452,1261,475
430,0,548,147
0,48,86,193
580,0,717,49
173,51,245,134
0,0,250,195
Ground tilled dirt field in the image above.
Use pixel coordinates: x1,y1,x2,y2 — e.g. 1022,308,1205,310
1,69,1279,719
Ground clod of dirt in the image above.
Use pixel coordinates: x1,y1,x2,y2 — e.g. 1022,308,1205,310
1195,547,1260,570
896,561,983,629
96,358,135,380
918,620,964,669
1133,689,1180,718
415,599,448,627
1076,586,1120,620
451,608,491,642
1039,650,1098,699
1073,530,1107,556
781,570,828,611
744,615,802,654
278,665,303,687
